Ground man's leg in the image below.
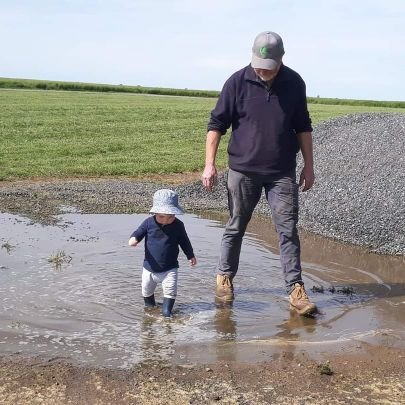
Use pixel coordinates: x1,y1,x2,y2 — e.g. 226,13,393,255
217,169,262,301
265,173,302,290
265,173,316,315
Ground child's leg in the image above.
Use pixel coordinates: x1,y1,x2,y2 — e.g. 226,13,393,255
161,268,178,317
161,268,178,299
142,268,157,307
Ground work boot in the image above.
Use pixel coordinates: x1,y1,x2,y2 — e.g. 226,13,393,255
216,274,234,302
162,297,176,317
143,294,156,308
289,283,317,316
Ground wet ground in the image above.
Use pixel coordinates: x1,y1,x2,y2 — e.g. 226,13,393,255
1,210,404,370
1,178,405,403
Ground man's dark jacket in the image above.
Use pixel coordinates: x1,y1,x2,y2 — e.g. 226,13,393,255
207,64,312,175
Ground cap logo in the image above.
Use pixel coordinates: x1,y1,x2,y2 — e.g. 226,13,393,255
259,46,269,58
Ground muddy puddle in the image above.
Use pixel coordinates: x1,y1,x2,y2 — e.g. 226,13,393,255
1,211,404,368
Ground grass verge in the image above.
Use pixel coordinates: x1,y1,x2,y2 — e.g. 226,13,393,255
1,88,404,181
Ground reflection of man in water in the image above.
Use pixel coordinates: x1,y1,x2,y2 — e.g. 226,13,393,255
213,304,238,362
275,310,317,341
214,305,237,339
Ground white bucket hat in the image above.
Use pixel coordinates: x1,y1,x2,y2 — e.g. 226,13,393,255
149,189,184,215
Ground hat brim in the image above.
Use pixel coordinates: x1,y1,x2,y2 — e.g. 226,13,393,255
150,205,184,215
251,54,280,70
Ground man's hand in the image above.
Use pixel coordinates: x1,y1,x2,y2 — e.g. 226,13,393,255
202,164,218,192
299,165,315,192
203,130,221,191
296,132,314,192
189,257,197,266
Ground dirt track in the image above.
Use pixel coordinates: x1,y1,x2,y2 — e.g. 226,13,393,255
1,344,405,404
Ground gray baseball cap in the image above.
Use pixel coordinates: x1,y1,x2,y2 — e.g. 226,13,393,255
150,189,184,215
251,31,285,70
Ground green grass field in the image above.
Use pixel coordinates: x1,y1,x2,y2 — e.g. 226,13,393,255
2,77,405,108
1,88,404,181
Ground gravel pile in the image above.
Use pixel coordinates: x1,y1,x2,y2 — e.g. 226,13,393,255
296,112,405,255
179,112,405,256
0,112,404,256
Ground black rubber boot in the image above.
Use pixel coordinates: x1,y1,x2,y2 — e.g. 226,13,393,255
162,297,175,317
143,294,156,307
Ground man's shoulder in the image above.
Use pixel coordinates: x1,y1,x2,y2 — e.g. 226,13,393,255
225,65,251,84
279,64,306,84
232,65,250,77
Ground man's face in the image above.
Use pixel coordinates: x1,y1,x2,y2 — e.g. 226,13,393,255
254,61,282,81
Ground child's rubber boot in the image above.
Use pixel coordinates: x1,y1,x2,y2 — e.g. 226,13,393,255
162,297,175,317
143,294,156,308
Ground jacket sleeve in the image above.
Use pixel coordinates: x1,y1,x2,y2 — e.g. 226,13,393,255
178,223,195,260
292,81,313,134
207,77,236,135
130,218,148,242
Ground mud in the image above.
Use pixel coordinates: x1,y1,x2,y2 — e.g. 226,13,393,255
1,345,404,404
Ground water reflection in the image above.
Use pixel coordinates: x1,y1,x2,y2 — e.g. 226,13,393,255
214,300,237,340
139,310,175,364
275,310,318,341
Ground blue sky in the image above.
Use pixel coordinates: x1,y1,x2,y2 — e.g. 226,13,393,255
1,0,404,101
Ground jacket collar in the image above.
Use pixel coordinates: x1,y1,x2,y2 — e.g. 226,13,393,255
244,63,291,84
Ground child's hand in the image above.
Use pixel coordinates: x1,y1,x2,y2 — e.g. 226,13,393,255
128,237,138,247
189,257,197,266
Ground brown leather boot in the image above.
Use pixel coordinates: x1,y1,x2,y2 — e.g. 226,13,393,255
216,274,234,302
289,283,317,316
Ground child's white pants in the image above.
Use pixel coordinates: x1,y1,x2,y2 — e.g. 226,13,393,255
141,267,178,299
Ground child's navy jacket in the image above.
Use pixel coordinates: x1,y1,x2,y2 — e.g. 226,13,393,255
131,216,194,273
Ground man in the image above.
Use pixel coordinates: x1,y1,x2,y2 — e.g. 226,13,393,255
202,31,316,316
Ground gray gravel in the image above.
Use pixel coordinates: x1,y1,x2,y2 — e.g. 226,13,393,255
0,112,404,256
296,112,405,255
181,112,405,255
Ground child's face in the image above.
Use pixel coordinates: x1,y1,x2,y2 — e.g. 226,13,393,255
155,213,175,225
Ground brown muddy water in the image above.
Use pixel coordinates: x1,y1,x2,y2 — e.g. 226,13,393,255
0,211,404,368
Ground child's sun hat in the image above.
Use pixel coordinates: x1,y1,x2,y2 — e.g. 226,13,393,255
150,189,184,215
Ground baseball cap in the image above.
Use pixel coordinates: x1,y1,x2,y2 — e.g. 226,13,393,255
251,31,285,70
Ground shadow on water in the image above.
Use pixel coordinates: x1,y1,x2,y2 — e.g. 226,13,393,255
0,211,404,367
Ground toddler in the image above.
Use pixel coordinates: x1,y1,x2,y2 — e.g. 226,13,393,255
129,189,196,317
